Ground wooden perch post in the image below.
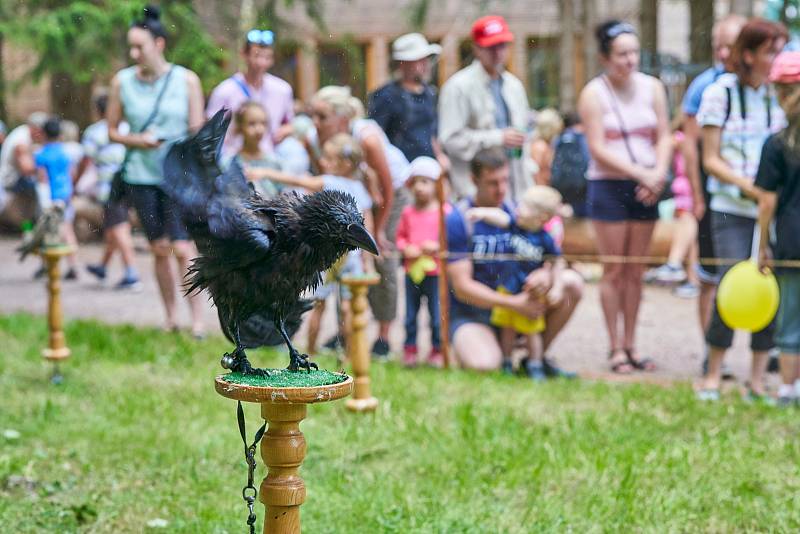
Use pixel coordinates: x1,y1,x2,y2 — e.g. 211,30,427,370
215,376,353,534
40,245,72,383
340,274,381,412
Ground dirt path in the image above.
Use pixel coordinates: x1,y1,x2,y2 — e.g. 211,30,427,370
0,236,762,386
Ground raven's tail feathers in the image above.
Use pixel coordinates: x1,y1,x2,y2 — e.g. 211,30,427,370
233,300,313,349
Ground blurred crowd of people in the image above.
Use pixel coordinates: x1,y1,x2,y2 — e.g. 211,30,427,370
4,6,800,404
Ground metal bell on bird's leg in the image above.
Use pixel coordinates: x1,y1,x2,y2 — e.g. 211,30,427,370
221,353,235,370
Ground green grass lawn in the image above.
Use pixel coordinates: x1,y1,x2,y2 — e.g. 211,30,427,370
1,313,800,533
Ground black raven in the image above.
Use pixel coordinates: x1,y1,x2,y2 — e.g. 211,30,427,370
162,110,378,375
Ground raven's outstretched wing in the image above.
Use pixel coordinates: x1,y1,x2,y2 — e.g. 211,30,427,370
162,109,270,246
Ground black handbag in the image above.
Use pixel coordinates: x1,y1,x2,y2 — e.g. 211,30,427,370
108,66,174,203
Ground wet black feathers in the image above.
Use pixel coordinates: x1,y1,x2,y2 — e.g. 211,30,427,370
161,110,368,350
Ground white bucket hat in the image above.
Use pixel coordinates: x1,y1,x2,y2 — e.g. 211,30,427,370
392,33,442,62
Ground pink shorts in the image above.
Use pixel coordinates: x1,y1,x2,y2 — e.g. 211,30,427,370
671,176,693,213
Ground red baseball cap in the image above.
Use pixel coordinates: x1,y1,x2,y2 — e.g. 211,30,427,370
770,51,800,84
472,15,514,48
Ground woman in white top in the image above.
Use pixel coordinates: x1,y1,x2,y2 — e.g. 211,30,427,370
697,19,788,401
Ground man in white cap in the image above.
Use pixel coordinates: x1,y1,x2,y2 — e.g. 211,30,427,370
365,32,448,360
368,33,449,171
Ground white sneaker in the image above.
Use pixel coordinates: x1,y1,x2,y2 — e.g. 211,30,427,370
646,263,687,284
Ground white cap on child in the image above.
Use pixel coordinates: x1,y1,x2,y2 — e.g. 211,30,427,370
403,156,442,185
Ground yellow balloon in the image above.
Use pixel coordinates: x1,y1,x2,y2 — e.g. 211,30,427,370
716,261,780,332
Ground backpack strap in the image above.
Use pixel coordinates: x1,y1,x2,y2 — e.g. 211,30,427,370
723,86,732,128
231,75,252,99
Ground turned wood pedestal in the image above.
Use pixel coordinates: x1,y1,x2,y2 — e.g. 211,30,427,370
340,275,381,412
39,246,73,382
215,375,353,534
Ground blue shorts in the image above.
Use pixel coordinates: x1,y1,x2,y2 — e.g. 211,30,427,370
125,183,189,242
587,179,660,222
449,303,495,340
776,273,800,354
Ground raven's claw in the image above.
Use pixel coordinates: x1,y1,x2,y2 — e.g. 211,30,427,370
222,347,271,377
287,349,318,373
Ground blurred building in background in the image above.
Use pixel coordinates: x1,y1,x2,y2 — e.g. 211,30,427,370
1,0,787,125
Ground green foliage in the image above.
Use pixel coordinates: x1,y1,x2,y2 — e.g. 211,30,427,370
0,1,228,93
2,313,800,532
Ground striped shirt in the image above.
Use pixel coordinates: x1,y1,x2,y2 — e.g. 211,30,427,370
697,73,786,218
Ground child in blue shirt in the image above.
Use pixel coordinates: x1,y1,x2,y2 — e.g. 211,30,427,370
35,118,79,279
467,185,563,381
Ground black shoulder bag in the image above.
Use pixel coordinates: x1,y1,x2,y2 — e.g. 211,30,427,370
108,66,175,203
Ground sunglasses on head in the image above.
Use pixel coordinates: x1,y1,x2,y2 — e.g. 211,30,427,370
247,29,274,47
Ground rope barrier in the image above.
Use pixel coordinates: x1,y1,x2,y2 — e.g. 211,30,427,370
377,250,800,269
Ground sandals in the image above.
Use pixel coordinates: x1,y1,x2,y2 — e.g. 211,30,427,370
608,348,656,373
609,349,634,374
624,348,656,372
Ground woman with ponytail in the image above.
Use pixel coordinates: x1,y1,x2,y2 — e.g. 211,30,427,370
578,20,672,374
107,5,206,336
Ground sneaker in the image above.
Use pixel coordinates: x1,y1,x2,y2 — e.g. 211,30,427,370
524,360,547,382
371,337,391,360
114,275,142,291
501,358,514,376
645,263,686,284
86,264,107,281
426,348,444,368
64,268,78,281
403,345,418,367
777,395,796,408
696,389,720,402
542,357,577,379
672,281,700,299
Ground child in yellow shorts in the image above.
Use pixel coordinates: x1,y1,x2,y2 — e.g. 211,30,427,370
467,186,563,381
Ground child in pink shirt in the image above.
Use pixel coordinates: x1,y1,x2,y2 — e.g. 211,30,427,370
395,156,448,367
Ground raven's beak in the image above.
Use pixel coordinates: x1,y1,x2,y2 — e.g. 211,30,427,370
346,224,380,256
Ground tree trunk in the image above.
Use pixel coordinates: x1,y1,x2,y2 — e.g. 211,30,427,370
640,0,659,73
49,72,93,128
560,0,576,112
690,0,714,67
581,0,598,81
0,34,7,123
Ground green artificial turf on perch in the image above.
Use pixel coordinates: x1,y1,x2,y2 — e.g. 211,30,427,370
220,369,348,388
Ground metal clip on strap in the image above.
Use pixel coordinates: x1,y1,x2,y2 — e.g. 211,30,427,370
237,401,267,534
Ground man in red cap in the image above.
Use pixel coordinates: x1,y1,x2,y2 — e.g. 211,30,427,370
439,15,531,202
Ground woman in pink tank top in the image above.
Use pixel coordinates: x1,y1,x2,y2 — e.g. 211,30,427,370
577,20,672,374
